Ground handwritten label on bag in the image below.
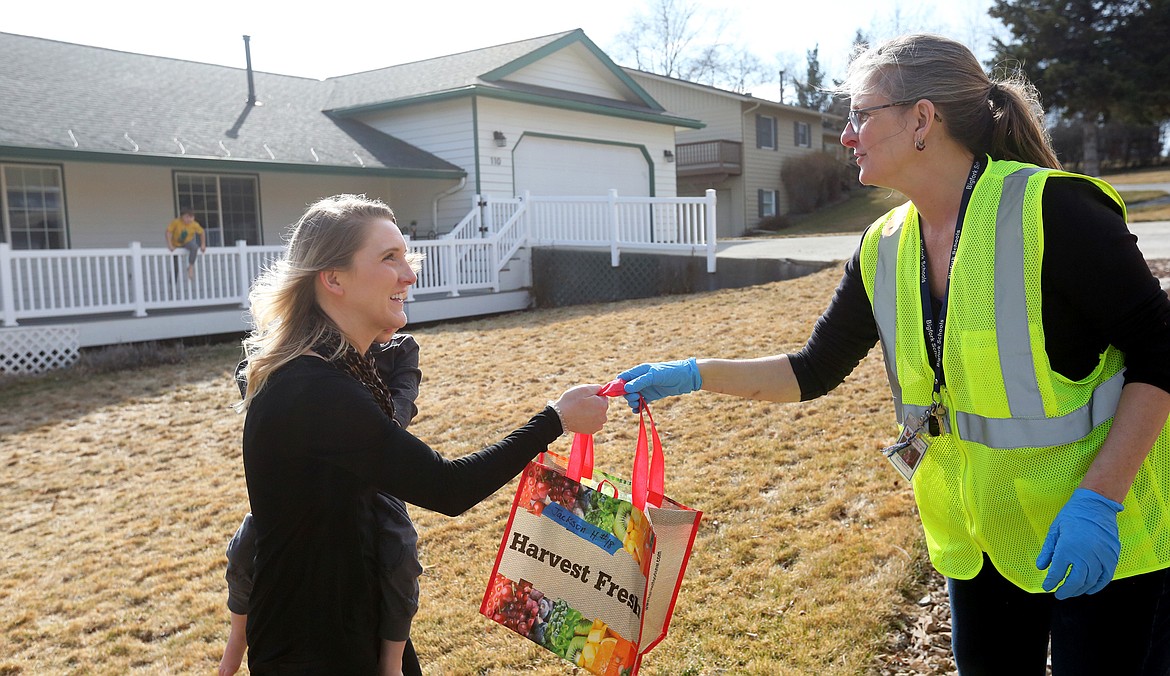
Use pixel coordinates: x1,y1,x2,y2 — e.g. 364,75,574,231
542,502,624,554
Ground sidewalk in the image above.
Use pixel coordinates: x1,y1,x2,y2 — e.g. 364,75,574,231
719,220,1170,263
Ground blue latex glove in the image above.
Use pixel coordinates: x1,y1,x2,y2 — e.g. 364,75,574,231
618,358,702,412
1035,487,1124,600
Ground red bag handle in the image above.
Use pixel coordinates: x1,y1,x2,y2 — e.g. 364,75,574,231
567,379,665,510
567,432,593,481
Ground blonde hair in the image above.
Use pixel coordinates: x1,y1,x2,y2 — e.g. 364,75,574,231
237,194,420,411
836,33,1061,169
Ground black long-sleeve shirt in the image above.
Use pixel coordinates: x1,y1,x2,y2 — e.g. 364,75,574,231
227,335,425,618
242,356,561,674
789,177,1170,399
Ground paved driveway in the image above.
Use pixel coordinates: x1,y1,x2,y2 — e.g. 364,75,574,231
719,221,1170,262
1130,221,1170,259
1115,182,1170,192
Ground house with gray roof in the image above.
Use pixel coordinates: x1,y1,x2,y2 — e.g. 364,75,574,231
0,29,716,370
0,28,698,251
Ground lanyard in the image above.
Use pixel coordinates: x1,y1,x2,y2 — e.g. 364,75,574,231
919,158,984,397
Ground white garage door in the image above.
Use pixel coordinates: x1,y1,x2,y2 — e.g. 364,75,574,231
514,137,651,197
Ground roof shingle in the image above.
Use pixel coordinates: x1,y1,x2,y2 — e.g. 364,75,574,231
0,32,463,175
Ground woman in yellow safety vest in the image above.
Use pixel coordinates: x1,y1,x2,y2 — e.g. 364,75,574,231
616,34,1170,675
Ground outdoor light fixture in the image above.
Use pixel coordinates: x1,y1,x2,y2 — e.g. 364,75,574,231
493,131,507,147
663,149,675,162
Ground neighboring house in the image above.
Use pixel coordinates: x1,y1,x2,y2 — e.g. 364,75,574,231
821,118,848,158
0,28,699,252
625,69,843,237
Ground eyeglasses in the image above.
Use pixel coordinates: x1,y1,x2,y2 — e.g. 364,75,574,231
847,100,915,130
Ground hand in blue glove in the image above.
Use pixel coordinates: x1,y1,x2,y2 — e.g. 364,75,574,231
617,358,702,413
1035,487,1124,600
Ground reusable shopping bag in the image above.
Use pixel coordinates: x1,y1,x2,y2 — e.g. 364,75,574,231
480,381,702,675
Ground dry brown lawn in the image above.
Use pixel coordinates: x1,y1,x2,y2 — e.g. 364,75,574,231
1,267,939,675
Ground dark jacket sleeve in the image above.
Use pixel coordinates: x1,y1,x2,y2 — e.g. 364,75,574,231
224,513,257,614
235,359,248,399
374,334,422,428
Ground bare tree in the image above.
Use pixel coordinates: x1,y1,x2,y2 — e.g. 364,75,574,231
609,0,771,94
613,0,713,78
718,46,772,95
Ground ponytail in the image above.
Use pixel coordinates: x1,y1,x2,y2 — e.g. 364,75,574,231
985,76,1062,169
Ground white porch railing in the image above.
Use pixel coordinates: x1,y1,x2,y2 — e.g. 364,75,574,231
0,241,284,327
0,190,717,327
523,189,717,271
404,194,530,299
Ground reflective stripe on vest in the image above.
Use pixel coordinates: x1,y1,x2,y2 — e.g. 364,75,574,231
900,370,1124,449
874,166,1123,450
873,208,905,416
994,168,1045,418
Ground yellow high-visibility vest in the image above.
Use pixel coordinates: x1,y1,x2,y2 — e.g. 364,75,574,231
858,157,1170,590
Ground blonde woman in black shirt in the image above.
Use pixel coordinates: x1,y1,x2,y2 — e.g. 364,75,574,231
236,194,608,675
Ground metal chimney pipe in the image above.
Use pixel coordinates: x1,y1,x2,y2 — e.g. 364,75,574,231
243,35,256,105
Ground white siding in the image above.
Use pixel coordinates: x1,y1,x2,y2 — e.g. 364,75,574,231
255,174,401,243
628,72,748,235
503,43,634,102
61,162,174,247
478,98,677,198
360,95,679,233
359,99,474,168
16,158,457,249
256,175,453,241
628,74,744,143
359,88,684,232
359,100,477,228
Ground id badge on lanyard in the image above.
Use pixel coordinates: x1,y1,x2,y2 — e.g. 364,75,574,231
880,158,983,482
882,402,948,481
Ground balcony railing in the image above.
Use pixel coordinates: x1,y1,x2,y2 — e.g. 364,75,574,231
675,140,742,177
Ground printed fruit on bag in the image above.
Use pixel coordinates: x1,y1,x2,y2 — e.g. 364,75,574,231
484,575,542,640
519,468,587,517
610,501,632,540
572,618,635,674
618,505,653,567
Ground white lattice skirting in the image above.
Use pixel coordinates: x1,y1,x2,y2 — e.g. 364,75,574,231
0,326,80,374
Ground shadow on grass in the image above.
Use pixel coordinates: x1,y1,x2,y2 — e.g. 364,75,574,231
0,340,243,437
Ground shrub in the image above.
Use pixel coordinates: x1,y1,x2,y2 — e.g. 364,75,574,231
72,341,189,375
755,214,792,232
780,152,854,214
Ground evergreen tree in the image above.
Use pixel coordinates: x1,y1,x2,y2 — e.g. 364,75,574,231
990,0,1170,173
795,45,832,112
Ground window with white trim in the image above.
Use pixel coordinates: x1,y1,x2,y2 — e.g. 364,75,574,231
756,114,777,150
175,172,261,246
794,120,811,148
1,163,68,249
758,189,778,218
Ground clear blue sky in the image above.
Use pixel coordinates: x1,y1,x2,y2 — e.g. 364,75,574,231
5,0,1003,100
